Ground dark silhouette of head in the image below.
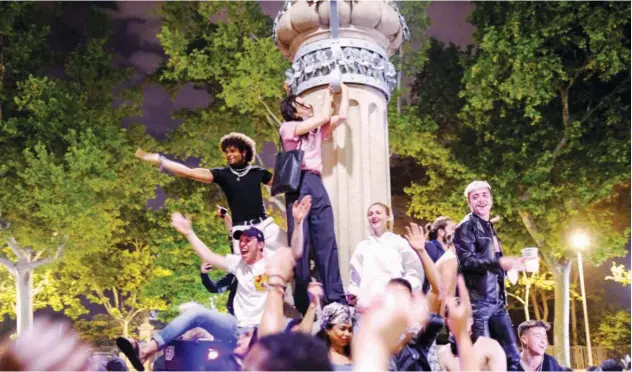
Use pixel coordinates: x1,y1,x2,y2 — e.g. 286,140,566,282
243,332,332,371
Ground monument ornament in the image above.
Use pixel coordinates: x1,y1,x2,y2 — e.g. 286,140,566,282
273,0,409,100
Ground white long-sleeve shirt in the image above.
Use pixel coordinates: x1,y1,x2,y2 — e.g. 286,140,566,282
348,232,425,309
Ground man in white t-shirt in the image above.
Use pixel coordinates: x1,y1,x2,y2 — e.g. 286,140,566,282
115,199,312,371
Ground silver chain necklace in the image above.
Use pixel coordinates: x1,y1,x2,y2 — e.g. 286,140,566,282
228,165,251,181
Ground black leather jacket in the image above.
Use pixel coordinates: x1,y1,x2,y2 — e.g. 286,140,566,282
454,213,507,305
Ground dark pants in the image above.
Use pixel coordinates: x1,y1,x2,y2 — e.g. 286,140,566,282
286,171,346,314
471,301,521,371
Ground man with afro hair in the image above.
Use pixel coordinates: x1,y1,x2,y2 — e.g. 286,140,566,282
136,132,287,255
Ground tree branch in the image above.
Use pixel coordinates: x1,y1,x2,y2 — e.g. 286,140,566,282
0,255,17,276
7,237,26,259
126,307,145,323
259,97,282,126
113,287,120,311
551,88,570,163
93,280,118,320
507,292,526,305
577,74,630,126
31,240,65,269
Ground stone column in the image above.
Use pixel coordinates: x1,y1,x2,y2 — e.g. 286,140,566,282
273,0,408,285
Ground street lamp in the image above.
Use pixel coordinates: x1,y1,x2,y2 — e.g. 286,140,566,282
570,230,593,366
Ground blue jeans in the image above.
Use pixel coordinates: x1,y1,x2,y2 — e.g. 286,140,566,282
153,305,249,349
286,171,346,314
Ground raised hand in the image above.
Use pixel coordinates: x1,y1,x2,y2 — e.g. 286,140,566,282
1,318,93,371
404,222,426,252
171,212,193,236
292,195,312,225
307,281,324,306
345,292,358,306
135,148,161,165
201,262,213,274
446,276,472,337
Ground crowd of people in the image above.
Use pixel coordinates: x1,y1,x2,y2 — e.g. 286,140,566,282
0,83,630,372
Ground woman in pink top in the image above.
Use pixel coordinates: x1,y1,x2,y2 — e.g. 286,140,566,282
279,83,350,314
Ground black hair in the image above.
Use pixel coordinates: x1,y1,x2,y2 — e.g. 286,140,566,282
251,332,332,371
220,137,254,163
105,357,128,371
388,278,413,294
280,94,304,122
600,359,624,372
315,325,352,359
426,216,453,241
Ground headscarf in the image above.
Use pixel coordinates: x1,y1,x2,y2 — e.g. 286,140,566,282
320,302,355,330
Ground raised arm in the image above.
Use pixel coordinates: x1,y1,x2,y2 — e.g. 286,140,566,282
446,276,479,372
135,148,213,183
323,83,350,138
259,247,295,338
437,258,458,314
171,213,229,271
295,281,324,334
290,195,311,260
405,223,443,313
353,290,428,371
293,89,332,136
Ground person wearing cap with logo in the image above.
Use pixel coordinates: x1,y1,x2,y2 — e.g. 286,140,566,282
135,132,287,256
517,320,567,372
115,198,311,371
454,180,527,371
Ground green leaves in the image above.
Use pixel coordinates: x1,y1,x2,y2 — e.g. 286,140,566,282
605,263,632,286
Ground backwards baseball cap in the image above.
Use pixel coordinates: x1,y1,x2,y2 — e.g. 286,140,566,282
233,227,265,242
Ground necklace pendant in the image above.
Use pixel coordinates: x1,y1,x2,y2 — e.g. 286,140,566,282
237,177,241,182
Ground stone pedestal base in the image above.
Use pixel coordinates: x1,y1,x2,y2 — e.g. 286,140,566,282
301,84,390,286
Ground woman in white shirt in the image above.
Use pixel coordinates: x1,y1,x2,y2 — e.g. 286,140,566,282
347,202,425,310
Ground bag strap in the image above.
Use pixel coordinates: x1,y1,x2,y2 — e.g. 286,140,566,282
278,134,285,152
278,131,305,152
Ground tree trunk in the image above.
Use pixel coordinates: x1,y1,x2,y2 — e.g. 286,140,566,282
570,266,579,345
552,260,572,367
531,290,542,320
570,291,578,345
541,291,549,321
122,319,130,339
16,267,34,335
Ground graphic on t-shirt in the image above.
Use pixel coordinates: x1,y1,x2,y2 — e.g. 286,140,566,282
254,273,269,291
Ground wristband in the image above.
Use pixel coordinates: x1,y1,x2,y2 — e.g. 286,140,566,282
266,283,286,293
268,274,289,284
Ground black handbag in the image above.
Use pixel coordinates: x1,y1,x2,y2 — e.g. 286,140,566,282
271,135,304,196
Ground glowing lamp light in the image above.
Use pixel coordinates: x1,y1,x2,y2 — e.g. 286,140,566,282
207,349,219,360
570,231,590,251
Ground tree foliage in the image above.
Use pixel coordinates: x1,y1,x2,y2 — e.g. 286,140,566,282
592,309,631,349
400,2,630,364
156,1,288,164
606,263,632,286
0,4,169,331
